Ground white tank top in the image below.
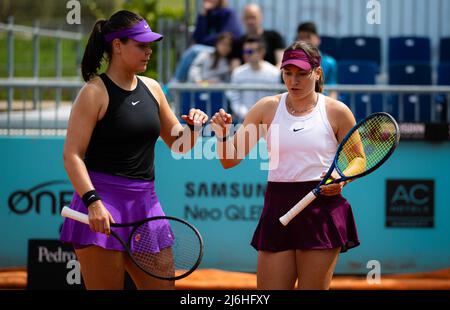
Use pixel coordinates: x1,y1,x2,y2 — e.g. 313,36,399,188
267,92,338,182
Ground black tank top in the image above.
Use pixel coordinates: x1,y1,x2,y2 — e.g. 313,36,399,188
84,73,161,181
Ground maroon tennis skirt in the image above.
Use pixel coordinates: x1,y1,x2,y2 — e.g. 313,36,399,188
251,181,360,253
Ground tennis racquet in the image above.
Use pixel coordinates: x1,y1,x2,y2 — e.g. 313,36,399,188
279,112,400,226
61,206,203,280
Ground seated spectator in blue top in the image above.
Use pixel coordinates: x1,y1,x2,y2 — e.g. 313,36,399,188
296,22,338,99
193,0,243,46
188,32,234,84
171,0,242,83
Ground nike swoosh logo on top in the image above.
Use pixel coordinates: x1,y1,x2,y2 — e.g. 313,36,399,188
144,25,149,28
131,101,140,106
293,128,304,132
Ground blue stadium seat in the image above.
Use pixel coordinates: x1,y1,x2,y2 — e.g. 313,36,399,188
440,37,450,63
389,63,432,85
388,63,432,122
338,61,378,84
338,93,383,122
181,91,228,135
319,36,340,60
338,61,380,120
339,36,382,68
438,63,450,85
181,91,227,116
389,37,431,64
436,63,450,122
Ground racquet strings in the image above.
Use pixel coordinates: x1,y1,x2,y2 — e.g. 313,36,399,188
129,218,202,279
337,114,398,177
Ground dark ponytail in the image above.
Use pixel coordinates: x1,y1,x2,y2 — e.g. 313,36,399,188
81,20,107,82
81,10,143,82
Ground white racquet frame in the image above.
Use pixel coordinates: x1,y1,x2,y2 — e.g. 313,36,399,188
61,206,90,224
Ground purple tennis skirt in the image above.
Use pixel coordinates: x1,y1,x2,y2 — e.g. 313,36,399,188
251,181,360,253
60,170,170,252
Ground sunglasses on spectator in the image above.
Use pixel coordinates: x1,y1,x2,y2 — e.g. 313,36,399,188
243,49,257,55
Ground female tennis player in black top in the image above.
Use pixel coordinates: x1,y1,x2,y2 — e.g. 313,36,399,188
60,10,208,290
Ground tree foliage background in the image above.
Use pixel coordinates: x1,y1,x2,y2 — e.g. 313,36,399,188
1,0,185,79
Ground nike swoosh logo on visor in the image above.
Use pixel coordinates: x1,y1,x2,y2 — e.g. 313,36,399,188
132,101,140,106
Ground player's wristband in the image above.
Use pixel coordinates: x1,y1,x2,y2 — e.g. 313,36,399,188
82,190,101,208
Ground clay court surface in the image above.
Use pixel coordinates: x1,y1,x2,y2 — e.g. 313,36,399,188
1,267,450,290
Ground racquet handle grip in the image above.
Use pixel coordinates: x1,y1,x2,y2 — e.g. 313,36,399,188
61,206,89,225
279,191,318,226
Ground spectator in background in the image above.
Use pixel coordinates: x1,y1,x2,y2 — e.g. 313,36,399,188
193,0,242,46
231,4,285,70
296,22,338,99
171,0,242,82
227,36,281,123
188,32,234,84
